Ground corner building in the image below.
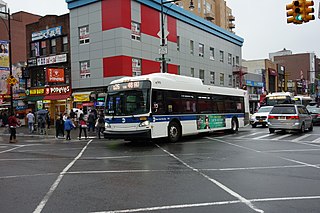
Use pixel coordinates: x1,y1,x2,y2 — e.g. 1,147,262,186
66,0,244,107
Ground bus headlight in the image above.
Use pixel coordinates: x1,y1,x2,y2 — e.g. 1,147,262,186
139,120,150,127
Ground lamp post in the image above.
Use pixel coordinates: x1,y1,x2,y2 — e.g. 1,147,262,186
160,0,194,73
0,8,13,115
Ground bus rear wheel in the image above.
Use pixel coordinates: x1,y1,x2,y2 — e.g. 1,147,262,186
230,118,238,133
168,121,181,143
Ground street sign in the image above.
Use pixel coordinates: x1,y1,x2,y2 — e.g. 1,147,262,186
159,46,168,55
157,30,169,38
155,57,171,62
6,75,18,86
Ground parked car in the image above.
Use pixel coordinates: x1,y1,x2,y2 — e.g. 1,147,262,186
307,105,320,125
267,104,313,133
250,106,273,128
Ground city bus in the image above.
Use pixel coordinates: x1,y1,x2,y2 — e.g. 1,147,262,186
292,95,313,106
104,73,250,142
264,92,294,106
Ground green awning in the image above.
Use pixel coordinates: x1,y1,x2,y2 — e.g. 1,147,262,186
27,96,44,102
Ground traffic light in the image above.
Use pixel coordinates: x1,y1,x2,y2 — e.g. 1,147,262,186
302,0,315,22
286,1,303,24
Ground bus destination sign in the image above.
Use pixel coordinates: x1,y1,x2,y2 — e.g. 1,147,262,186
108,81,151,92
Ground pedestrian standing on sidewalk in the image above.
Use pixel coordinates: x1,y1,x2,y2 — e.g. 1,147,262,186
87,111,95,133
55,114,65,139
26,111,35,133
64,116,75,140
8,113,20,143
78,113,88,140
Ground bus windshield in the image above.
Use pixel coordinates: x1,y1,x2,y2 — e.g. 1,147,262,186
106,89,150,116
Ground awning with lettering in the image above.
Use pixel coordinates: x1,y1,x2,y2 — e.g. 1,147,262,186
43,93,71,101
72,91,92,102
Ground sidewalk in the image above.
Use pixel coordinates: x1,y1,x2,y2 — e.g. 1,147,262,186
0,126,99,139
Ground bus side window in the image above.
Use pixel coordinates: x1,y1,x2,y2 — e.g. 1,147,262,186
152,90,165,114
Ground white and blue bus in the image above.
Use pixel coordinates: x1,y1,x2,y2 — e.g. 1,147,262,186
104,73,249,142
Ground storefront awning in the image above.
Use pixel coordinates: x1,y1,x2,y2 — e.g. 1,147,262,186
27,96,44,102
44,93,71,101
72,91,92,102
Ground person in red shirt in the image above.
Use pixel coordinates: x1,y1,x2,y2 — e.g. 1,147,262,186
8,113,19,143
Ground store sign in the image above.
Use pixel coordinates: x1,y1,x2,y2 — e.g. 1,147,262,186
49,86,70,94
37,54,67,66
32,26,62,41
29,88,45,95
47,68,65,82
0,40,10,71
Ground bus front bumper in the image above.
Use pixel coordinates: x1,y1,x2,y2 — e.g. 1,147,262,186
103,129,152,140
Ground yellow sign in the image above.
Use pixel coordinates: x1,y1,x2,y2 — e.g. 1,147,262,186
74,94,90,102
30,88,45,95
6,75,18,86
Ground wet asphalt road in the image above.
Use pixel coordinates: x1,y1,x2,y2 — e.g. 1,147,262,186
1,125,320,213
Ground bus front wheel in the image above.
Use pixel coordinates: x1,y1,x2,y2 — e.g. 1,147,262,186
168,121,181,143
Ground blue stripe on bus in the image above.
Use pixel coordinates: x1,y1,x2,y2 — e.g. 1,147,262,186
106,114,244,124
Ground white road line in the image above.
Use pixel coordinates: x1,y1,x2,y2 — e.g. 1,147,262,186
237,132,260,138
252,134,272,140
291,134,311,142
311,137,320,143
264,148,320,153
205,137,262,153
33,139,93,213
271,134,292,141
0,173,57,179
91,195,320,213
0,145,25,154
279,156,320,169
155,144,264,213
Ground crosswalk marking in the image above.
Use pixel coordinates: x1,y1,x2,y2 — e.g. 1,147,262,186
271,134,292,141
292,134,312,142
252,134,271,140
311,138,320,143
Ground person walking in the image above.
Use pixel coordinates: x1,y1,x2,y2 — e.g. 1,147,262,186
78,113,88,140
26,111,35,133
87,111,95,133
95,114,105,139
8,113,20,143
64,116,74,140
55,114,65,139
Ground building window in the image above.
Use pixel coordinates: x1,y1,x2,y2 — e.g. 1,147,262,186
219,50,224,62
79,25,90,45
31,69,45,87
209,47,214,60
131,22,141,41
40,41,46,56
198,0,201,13
31,42,39,57
210,71,215,84
199,43,204,57
132,58,141,76
236,56,240,65
220,73,224,86
228,53,232,64
233,57,235,66
191,67,194,77
199,69,204,83
228,75,232,86
50,39,56,54
190,40,194,55
80,61,90,79
62,36,68,52
177,36,180,51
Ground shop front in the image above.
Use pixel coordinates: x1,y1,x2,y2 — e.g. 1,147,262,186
43,85,72,122
72,91,95,114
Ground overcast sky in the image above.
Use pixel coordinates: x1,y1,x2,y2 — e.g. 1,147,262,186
4,0,320,60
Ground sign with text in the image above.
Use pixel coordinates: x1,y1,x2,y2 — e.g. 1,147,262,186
48,86,70,94
32,26,62,41
0,40,9,71
37,54,67,66
47,68,65,82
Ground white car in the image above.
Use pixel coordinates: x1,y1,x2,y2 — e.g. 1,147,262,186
250,106,273,128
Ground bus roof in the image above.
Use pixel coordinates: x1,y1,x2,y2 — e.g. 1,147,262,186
109,73,247,97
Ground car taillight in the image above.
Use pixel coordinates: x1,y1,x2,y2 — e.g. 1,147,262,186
317,114,320,118
287,115,299,119
268,115,277,119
